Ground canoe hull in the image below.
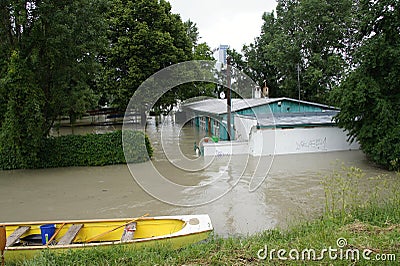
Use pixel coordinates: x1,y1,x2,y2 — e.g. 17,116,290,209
1,215,213,261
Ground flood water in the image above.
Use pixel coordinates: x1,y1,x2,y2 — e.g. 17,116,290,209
0,115,397,236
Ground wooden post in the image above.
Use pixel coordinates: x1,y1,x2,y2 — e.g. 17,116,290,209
0,226,6,266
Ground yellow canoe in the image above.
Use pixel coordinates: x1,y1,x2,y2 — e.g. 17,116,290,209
0,214,213,261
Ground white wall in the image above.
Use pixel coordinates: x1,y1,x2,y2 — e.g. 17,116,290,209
234,115,257,141
203,141,249,157
249,126,360,156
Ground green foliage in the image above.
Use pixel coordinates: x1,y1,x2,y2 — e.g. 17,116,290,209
193,43,214,61
184,19,200,47
0,130,152,170
231,0,356,103
0,0,108,134
332,0,400,170
0,0,109,167
230,12,279,97
321,164,396,222
322,165,364,220
0,51,45,168
102,0,193,110
322,166,400,228
173,43,215,105
122,130,152,163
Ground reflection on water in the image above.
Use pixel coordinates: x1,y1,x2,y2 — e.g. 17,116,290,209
0,115,397,236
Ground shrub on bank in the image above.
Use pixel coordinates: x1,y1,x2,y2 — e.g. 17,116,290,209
0,130,152,169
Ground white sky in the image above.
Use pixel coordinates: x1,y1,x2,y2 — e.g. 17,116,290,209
168,0,278,52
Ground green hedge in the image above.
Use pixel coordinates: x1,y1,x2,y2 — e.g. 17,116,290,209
0,130,152,170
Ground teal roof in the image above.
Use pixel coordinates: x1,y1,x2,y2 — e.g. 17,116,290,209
253,111,338,128
183,97,338,116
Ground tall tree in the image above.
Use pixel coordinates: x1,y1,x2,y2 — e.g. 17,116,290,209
292,0,355,102
103,0,192,110
175,42,215,102
0,0,108,134
233,0,355,103
0,51,44,168
0,0,108,167
184,19,200,47
229,12,279,97
332,0,400,170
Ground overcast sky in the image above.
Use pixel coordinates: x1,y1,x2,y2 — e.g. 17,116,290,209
168,0,278,52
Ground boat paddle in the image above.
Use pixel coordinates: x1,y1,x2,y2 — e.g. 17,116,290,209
0,225,6,266
46,223,66,247
85,213,149,243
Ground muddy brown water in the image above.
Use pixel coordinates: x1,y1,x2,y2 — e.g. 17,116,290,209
0,116,397,236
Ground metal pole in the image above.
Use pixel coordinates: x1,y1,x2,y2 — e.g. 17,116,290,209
226,56,232,141
297,63,301,112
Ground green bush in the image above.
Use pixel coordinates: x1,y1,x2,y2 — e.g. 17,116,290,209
0,130,152,170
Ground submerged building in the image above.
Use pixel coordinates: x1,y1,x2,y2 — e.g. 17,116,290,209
181,95,359,156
